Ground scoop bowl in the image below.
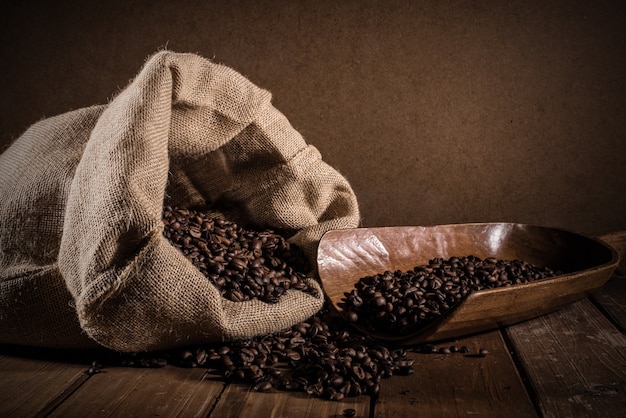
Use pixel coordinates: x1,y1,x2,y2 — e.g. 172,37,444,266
316,223,621,345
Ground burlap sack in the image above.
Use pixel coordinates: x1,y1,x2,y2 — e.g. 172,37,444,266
0,51,360,352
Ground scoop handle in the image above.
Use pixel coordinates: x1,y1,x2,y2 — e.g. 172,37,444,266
596,230,626,275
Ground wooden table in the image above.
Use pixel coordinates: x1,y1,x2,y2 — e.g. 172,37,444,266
1,273,624,418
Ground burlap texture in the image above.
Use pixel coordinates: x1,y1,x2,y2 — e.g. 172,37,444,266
0,51,360,351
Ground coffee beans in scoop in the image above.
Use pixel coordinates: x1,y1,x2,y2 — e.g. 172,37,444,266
340,255,560,335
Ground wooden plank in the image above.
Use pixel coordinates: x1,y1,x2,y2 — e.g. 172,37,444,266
48,366,224,417
208,381,370,418
0,350,89,417
374,330,538,417
505,299,626,418
590,274,626,330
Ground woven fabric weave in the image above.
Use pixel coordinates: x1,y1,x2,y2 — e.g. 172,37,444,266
0,51,360,351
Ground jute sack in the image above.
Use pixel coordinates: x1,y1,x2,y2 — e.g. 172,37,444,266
0,51,360,352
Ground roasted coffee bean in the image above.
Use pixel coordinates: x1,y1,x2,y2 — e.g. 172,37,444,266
368,382,381,397
283,380,302,391
343,408,357,417
86,361,102,376
351,365,366,380
285,349,301,361
421,344,437,354
162,206,317,304
329,374,344,387
342,255,560,336
254,381,273,392
220,355,234,367
150,358,168,368
346,310,359,322
306,382,324,396
397,366,414,376
330,391,345,401
195,348,208,366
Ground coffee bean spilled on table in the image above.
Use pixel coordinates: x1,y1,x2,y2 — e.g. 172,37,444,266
97,207,561,401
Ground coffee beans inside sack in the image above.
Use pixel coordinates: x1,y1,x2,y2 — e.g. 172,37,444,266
162,206,318,304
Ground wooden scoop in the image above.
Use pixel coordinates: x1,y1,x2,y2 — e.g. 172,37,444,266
316,223,621,345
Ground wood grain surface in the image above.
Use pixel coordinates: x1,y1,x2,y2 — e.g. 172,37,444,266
2,276,625,417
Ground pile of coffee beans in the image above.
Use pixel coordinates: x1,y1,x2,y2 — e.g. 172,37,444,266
341,256,560,335
106,303,502,401
111,305,413,400
174,308,415,400
162,206,318,303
